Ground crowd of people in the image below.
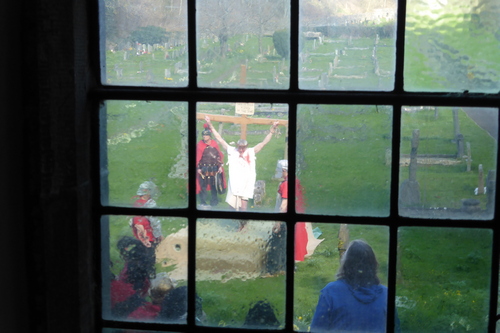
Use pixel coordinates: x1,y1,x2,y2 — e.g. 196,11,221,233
108,117,395,330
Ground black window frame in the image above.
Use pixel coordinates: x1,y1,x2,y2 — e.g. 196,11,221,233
91,0,500,332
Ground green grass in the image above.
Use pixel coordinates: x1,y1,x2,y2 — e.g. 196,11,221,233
103,30,497,332
297,104,392,216
400,107,497,209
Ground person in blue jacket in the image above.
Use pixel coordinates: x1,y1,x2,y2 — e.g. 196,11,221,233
311,239,400,332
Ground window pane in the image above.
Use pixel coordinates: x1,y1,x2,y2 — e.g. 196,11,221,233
299,0,397,91
399,107,497,219
100,0,188,87
101,100,188,208
196,219,286,329
405,0,500,93
196,102,288,212
101,215,189,323
295,223,389,332
196,0,290,89
297,104,392,216
397,227,492,332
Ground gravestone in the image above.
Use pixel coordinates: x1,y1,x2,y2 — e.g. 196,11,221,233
338,224,349,260
486,170,496,214
477,164,484,194
466,142,472,171
456,133,464,158
320,73,328,89
399,129,421,207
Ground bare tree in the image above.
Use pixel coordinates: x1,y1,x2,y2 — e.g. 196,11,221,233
197,0,243,58
246,0,289,54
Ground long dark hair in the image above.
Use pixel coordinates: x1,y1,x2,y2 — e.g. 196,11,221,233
116,236,155,290
336,239,380,288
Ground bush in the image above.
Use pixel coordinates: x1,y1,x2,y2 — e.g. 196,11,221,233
272,30,290,59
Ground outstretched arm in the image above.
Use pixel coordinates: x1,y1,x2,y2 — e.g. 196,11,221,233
205,115,229,150
253,121,279,154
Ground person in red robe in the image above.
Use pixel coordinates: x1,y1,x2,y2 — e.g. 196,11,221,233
276,161,308,262
196,124,226,207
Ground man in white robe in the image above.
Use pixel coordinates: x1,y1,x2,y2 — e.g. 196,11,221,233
204,115,279,211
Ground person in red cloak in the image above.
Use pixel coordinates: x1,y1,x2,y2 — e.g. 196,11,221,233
196,124,226,207
276,161,308,262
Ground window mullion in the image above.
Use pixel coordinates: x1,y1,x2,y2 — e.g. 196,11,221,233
394,0,408,93
187,0,197,89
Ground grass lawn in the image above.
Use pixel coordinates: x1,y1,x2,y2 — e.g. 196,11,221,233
102,30,497,332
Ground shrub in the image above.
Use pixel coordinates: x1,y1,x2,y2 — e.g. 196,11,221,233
272,30,290,59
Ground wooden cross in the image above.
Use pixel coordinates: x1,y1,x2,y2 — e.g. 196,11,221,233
196,113,288,140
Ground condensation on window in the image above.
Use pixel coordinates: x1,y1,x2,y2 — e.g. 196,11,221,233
399,106,497,220
299,0,397,91
195,102,289,213
100,0,188,87
196,0,291,89
297,104,393,217
404,0,500,93
101,215,189,323
100,100,188,208
396,227,492,332
196,219,286,329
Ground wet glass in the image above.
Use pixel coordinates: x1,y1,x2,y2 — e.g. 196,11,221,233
297,104,392,216
196,0,290,89
196,219,286,329
101,100,188,208
405,0,500,93
397,227,492,332
195,102,288,212
101,215,188,323
294,223,389,332
299,0,397,91
398,106,497,219
99,0,188,87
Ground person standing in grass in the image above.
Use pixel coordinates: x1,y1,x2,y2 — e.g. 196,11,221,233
311,239,400,332
204,115,280,213
196,124,226,208
274,160,308,262
130,181,163,263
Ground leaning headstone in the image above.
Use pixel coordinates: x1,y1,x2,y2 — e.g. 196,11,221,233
165,69,171,78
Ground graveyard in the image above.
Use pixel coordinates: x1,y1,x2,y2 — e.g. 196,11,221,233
102,32,497,331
